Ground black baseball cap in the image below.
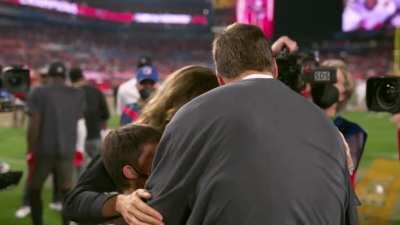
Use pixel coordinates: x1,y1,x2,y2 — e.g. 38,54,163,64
137,56,152,69
48,61,66,77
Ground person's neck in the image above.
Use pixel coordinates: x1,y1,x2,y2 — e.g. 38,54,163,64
48,77,65,85
223,70,274,84
324,106,337,119
72,80,87,88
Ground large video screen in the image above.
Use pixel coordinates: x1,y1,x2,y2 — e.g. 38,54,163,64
343,0,400,32
236,0,275,38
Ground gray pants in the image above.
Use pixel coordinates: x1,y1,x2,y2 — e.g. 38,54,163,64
28,156,73,225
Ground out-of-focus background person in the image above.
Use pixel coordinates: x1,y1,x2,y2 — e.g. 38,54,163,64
119,65,159,126
321,59,368,187
70,68,110,162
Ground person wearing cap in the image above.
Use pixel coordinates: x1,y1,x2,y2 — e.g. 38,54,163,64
26,61,86,225
69,68,110,161
15,66,65,219
117,65,159,126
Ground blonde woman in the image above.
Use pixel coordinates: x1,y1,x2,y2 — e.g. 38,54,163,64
321,59,367,187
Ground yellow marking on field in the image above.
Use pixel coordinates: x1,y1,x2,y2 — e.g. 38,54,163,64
356,158,400,224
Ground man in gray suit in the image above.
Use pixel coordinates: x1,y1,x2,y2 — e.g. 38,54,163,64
117,23,357,225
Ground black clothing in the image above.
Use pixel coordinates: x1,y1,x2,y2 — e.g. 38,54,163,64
64,79,358,225
81,85,110,140
64,155,117,224
28,156,73,225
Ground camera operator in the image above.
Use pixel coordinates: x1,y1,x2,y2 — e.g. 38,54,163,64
320,59,368,187
26,61,86,225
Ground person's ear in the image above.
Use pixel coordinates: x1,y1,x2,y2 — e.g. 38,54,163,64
217,76,225,86
271,59,279,79
122,165,138,180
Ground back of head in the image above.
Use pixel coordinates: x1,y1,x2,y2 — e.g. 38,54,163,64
101,124,161,191
47,61,67,79
69,68,84,83
138,65,219,131
212,23,274,79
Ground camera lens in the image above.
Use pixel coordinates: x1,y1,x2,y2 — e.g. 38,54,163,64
376,80,400,111
8,75,22,86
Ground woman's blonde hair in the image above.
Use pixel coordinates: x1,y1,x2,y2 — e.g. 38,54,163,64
321,59,354,110
137,65,219,132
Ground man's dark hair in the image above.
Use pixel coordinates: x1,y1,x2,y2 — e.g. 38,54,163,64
69,68,84,83
212,23,274,79
101,124,161,190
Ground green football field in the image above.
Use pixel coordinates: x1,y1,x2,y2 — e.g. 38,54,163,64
0,112,397,225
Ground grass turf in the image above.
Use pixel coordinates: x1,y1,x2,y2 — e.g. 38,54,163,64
0,112,397,224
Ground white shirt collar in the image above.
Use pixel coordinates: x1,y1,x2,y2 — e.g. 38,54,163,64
242,73,274,80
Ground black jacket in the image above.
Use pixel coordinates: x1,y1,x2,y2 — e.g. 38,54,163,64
63,155,116,224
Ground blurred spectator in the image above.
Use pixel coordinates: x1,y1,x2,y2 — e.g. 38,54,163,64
321,59,368,187
70,68,110,161
26,61,85,225
15,66,64,219
118,66,159,126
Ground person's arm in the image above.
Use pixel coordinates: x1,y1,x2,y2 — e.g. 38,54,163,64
271,36,298,54
27,112,40,153
73,118,87,167
76,118,87,152
112,190,164,225
63,155,163,225
116,87,124,116
26,89,41,154
63,155,118,224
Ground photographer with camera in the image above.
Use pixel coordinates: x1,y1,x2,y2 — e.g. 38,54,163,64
26,61,86,225
320,59,368,187
276,51,367,187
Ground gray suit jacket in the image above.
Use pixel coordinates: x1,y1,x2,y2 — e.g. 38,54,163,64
147,78,358,225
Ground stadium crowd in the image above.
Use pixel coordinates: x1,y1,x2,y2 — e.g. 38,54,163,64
0,24,212,83
0,24,394,88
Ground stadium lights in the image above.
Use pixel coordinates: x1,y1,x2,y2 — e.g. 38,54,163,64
4,0,208,25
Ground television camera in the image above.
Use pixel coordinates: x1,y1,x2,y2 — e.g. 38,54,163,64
0,66,30,112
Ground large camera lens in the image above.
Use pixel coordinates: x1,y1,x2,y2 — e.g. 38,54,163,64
376,80,400,111
367,76,400,113
8,75,23,87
